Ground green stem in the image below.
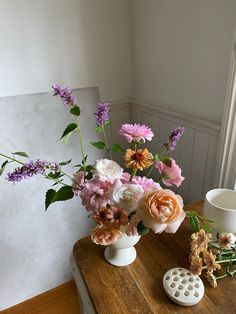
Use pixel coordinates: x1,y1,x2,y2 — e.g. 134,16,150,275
146,164,156,178
60,169,73,180
217,258,236,264
102,126,112,160
129,168,137,181
215,274,228,280
146,148,168,178
44,175,68,187
0,153,24,165
76,117,87,171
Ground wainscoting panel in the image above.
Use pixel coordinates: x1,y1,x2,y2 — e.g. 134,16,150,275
130,101,221,203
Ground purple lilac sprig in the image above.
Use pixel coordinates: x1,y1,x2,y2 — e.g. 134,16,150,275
7,160,59,183
164,127,185,151
95,102,109,126
52,84,77,107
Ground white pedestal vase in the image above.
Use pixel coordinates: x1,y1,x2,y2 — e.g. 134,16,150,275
104,232,141,267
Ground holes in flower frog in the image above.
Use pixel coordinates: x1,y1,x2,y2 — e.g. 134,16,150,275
184,291,190,297
172,271,178,275
188,285,193,290
196,277,200,281
180,272,185,277
165,276,170,280
186,272,191,276
195,283,200,288
178,268,182,271
174,291,180,298
181,279,187,284
188,277,194,282
178,285,184,290
170,282,176,288
194,292,199,298
173,277,179,282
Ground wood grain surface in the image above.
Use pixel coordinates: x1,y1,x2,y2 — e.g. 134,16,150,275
2,281,80,314
73,201,236,314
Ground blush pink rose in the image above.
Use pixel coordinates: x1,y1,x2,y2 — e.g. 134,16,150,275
91,225,122,245
80,178,112,211
155,158,184,187
131,176,161,191
135,189,185,234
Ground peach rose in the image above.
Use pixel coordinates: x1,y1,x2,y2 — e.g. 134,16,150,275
136,189,185,233
91,225,122,245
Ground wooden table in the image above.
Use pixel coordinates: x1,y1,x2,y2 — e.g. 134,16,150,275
71,201,236,314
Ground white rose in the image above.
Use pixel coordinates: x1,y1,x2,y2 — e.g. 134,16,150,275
94,159,123,182
109,181,144,213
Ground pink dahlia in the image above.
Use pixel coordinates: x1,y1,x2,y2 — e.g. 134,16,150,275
131,176,161,191
80,178,112,211
119,123,154,143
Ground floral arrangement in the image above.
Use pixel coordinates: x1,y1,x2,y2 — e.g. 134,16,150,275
189,229,236,287
0,85,209,246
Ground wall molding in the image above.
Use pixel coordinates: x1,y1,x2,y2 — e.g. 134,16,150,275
131,99,221,135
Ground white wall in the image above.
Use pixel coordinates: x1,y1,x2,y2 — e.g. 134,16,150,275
131,0,236,122
0,0,131,102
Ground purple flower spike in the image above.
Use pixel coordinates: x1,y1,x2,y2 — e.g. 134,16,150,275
164,127,185,151
95,102,109,126
52,84,77,107
7,160,58,183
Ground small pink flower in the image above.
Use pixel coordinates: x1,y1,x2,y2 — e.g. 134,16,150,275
80,178,112,211
120,172,131,183
72,171,85,196
131,176,161,191
155,158,184,187
218,233,236,249
119,123,154,143
91,225,122,245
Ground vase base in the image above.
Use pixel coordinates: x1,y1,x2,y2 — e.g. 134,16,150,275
104,246,137,266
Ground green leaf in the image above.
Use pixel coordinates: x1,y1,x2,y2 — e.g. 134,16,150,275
86,165,95,172
45,186,74,211
137,221,150,236
59,159,72,166
60,123,77,140
12,151,29,157
53,186,74,202
70,106,80,116
189,216,200,232
105,119,111,126
203,223,212,234
111,143,124,153
160,156,172,167
45,189,57,210
90,141,105,150
95,125,103,132
73,164,81,168
85,172,93,180
0,160,8,176
47,172,61,179
82,155,88,165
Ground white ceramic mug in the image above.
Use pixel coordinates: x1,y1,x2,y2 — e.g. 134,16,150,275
203,188,236,233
